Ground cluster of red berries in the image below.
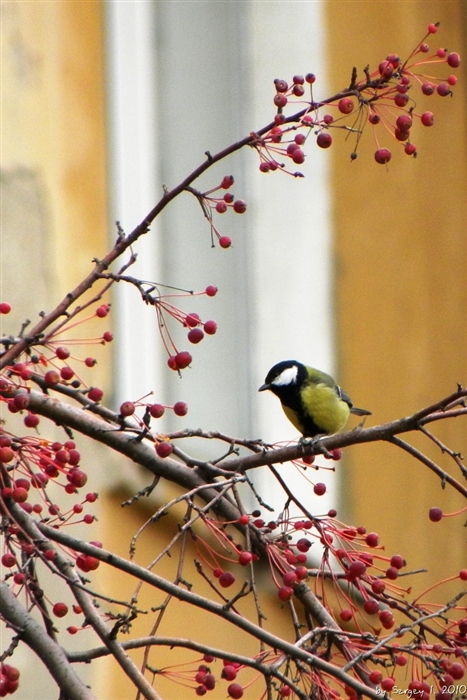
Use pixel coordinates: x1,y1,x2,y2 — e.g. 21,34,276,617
255,23,460,170
0,301,113,407
194,175,246,249
148,284,218,372
0,664,20,696
182,655,248,698
0,430,97,525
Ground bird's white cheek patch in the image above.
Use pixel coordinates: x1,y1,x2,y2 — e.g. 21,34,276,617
272,366,298,386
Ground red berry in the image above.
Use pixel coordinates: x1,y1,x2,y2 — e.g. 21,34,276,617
450,663,464,680
219,236,232,249
291,148,305,164
394,93,409,107
188,328,204,344
374,148,391,164
0,302,11,314
68,469,88,488
316,132,332,149
422,82,435,95
185,313,200,328
103,331,113,342
156,442,173,458
274,78,288,93
459,570,467,581
277,586,293,602
175,351,192,369
429,507,443,522
44,370,60,386
381,678,395,692
167,356,178,370
302,454,315,465
396,115,412,131
173,401,188,416
219,571,235,588
215,201,227,214
294,133,306,145
428,22,438,33
347,560,366,580
437,82,451,97
338,97,354,114
238,514,249,525
233,199,246,214
405,143,417,156
293,74,304,85
282,571,298,589
420,112,435,126
390,554,405,569
365,532,379,547
379,610,394,629
386,566,399,580
387,53,400,67
222,666,237,681
203,320,217,335
305,73,315,84
55,346,70,360
85,357,97,367
292,85,305,97
53,602,69,618
88,387,103,402
313,482,326,496
273,94,287,108
60,366,74,381
13,392,30,410
223,192,234,203
12,487,28,503
203,674,215,690
228,684,244,699
378,60,393,78
1,553,16,568
221,175,234,189
287,142,299,155
150,404,165,418
95,304,110,318
363,600,379,615
67,626,78,635
295,565,308,580
369,113,380,124
270,126,282,143
120,401,135,417
238,551,252,566
369,671,382,684
448,74,458,86
68,449,80,465
447,52,461,68
296,538,311,553
205,285,217,297
340,609,353,622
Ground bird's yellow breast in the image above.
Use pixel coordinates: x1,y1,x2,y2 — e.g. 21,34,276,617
300,382,350,435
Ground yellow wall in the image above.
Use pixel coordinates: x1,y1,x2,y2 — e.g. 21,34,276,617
327,0,467,595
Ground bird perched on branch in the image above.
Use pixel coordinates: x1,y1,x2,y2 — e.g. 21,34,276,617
259,360,371,438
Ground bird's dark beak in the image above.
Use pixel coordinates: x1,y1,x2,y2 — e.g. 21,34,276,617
258,383,269,392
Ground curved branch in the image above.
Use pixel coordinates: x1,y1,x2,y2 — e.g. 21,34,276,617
0,583,96,700
35,520,381,700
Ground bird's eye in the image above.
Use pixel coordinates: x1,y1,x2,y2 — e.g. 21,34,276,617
272,366,298,386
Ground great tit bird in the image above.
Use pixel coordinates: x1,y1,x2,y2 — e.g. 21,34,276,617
259,360,371,437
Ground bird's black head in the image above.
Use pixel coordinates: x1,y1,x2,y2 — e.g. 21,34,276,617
258,360,307,399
